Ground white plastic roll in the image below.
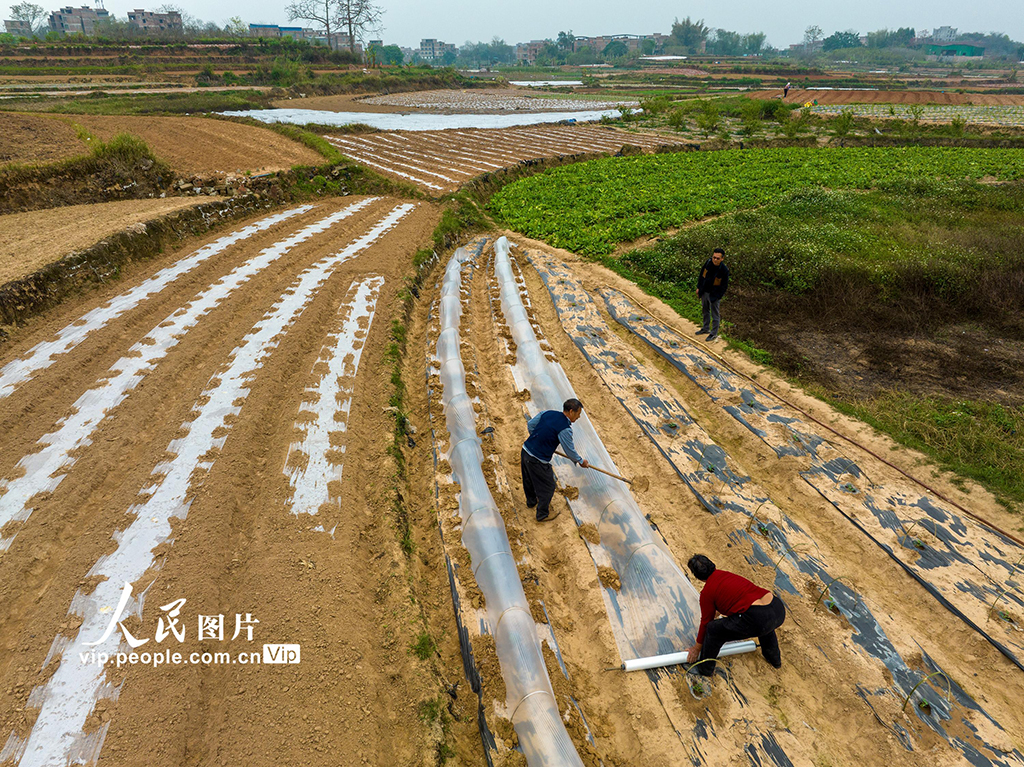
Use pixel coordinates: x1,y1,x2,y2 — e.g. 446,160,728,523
620,640,758,672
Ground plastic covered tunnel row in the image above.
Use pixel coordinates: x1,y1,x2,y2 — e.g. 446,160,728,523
600,287,1024,672
526,250,1024,765
493,236,703,663
432,242,585,767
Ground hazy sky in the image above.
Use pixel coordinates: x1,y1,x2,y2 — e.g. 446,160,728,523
97,0,1021,49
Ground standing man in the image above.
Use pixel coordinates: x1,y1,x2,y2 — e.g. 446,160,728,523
696,247,730,342
684,554,786,676
784,81,791,98
521,398,590,523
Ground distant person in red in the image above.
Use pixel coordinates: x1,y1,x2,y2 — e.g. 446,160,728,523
685,554,786,676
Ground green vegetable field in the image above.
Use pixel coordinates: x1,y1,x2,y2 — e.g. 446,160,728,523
488,146,1024,255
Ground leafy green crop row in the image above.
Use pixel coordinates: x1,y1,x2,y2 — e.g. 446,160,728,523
488,147,1024,255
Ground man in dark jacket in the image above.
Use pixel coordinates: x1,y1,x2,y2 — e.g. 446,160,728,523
684,554,786,676
521,398,590,522
696,247,730,342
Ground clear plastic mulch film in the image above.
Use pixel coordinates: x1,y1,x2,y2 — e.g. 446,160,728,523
493,236,702,662
437,245,584,767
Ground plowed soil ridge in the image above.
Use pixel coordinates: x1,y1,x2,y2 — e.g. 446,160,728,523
0,196,443,767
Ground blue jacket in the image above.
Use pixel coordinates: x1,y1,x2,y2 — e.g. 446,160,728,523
522,410,583,464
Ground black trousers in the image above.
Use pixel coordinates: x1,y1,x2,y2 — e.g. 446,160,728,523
697,595,786,675
521,448,557,520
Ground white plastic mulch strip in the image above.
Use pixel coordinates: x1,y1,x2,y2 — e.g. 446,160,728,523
493,237,702,662
7,203,414,767
327,136,461,184
285,274,385,519
376,133,504,170
0,198,377,554
322,138,444,190
437,246,583,767
224,108,626,131
335,135,472,181
373,133,502,172
0,205,313,401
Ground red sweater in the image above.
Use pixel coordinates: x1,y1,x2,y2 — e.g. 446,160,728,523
696,569,769,644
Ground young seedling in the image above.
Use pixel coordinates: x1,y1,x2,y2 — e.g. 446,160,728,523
898,519,926,550
771,544,809,573
989,585,1021,618
694,444,710,474
901,671,951,713
813,576,848,612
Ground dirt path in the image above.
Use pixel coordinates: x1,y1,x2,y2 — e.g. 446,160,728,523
0,197,446,766
0,198,208,285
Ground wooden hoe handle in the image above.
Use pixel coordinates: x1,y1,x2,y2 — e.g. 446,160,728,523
553,450,633,485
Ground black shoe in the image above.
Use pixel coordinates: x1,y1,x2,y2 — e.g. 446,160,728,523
526,501,537,509
536,507,561,522
704,333,718,342
695,328,710,335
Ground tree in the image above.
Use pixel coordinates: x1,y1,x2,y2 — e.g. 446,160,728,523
603,39,628,58
823,30,862,52
286,0,339,43
708,29,742,56
803,25,823,47
743,32,766,55
866,27,914,49
225,16,246,37
381,44,403,65
671,16,708,53
556,30,574,53
9,2,44,34
336,0,383,54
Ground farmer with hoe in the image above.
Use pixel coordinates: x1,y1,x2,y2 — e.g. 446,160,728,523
696,247,730,342
521,398,590,522
684,554,786,676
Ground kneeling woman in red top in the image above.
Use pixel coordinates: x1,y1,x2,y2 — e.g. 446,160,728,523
685,554,786,676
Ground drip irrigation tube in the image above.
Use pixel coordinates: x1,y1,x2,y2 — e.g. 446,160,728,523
436,245,584,767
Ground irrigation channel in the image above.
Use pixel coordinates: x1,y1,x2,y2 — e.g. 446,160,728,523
0,198,441,766
416,235,1024,766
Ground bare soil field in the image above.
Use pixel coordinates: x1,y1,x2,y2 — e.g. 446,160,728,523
405,232,1024,765
750,88,1024,105
0,197,450,766
0,113,85,165
0,198,209,284
66,115,322,176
